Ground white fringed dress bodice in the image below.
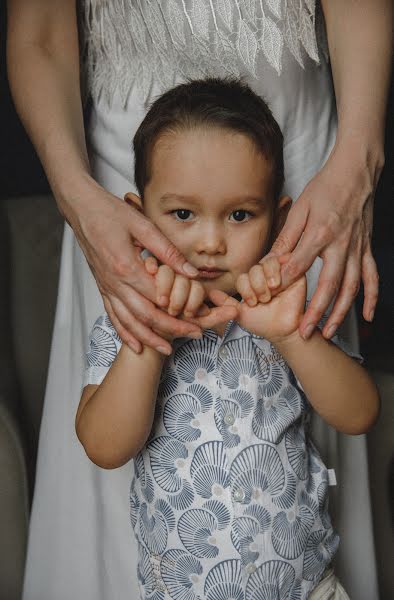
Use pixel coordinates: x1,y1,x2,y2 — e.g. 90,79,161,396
81,0,327,105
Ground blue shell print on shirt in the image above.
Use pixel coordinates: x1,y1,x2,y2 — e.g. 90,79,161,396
84,315,359,599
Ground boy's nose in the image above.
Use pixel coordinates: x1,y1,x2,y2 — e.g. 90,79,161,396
195,224,226,255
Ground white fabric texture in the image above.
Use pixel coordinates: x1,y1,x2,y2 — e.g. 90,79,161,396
22,3,378,599
81,0,328,106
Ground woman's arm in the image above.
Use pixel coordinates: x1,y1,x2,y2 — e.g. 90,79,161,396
76,344,165,469
269,0,392,339
6,0,201,354
274,330,380,435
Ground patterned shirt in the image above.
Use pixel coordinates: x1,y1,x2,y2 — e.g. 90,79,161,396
84,314,358,599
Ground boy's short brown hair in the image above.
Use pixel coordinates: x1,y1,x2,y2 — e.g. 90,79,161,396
133,77,284,202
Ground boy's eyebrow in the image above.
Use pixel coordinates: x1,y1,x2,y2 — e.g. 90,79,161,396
159,193,268,206
159,193,198,205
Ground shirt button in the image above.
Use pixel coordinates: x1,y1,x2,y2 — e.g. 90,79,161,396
245,562,257,574
156,581,166,592
224,413,235,426
233,487,245,502
219,346,228,359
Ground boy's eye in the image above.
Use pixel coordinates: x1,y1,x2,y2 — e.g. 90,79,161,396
230,210,252,222
173,209,193,221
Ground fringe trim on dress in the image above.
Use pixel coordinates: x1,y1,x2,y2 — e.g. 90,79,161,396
80,0,328,107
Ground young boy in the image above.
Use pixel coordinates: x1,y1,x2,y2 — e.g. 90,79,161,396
76,78,379,599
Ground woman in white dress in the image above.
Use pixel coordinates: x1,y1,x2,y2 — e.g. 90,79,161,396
7,1,392,599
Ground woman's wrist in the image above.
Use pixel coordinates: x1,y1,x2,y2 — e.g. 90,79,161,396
333,129,385,176
53,170,107,227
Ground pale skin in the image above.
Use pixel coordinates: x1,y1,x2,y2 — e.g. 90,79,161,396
76,128,380,470
6,0,393,355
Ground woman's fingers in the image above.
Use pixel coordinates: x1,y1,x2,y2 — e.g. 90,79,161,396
74,190,203,347
110,283,202,347
103,296,142,354
132,211,198,277
279,226,328,289
269,198,308,257
361,246,379,322
106,295,175,355
321,252,361,338
299,242,348,339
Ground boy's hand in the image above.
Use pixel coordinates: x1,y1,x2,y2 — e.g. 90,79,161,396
143,257,238,340
209,255,307,343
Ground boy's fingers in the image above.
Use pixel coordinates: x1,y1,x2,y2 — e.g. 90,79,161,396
195,303,211,317
168,275,191,316
183,281,206,317
249,264,271,303
236,273,257,307
259,255,281,289
156,265,175,307
195,305,238,329
208,288,240,308
144,256,159,275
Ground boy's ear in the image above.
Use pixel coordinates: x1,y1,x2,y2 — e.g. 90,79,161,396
273,195,292,239
124,191,143,212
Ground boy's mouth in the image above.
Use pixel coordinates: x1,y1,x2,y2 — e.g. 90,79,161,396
197,267,225,280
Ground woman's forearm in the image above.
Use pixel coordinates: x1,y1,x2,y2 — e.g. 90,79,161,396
274,330,380,435
322,0,392,161
76,344,165,469
7,0,93,223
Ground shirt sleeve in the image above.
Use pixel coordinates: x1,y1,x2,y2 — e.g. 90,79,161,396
83,313,122,388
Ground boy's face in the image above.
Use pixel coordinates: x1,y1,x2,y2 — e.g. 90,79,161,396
136,127,289,297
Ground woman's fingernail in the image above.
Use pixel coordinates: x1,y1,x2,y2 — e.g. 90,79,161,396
302,324,315,340
326,324,337,339
247,297,257,307
158,295,168,306
368,309,375,321
183,263,199,276
268,278,278,287
157,345,172,356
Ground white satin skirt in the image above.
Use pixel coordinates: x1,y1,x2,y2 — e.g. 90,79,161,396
22,58,379,600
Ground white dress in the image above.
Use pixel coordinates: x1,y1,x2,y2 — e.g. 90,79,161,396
22,2,379,599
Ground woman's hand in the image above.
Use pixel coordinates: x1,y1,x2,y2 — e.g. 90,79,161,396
268,142,382,340
68,179,204,355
